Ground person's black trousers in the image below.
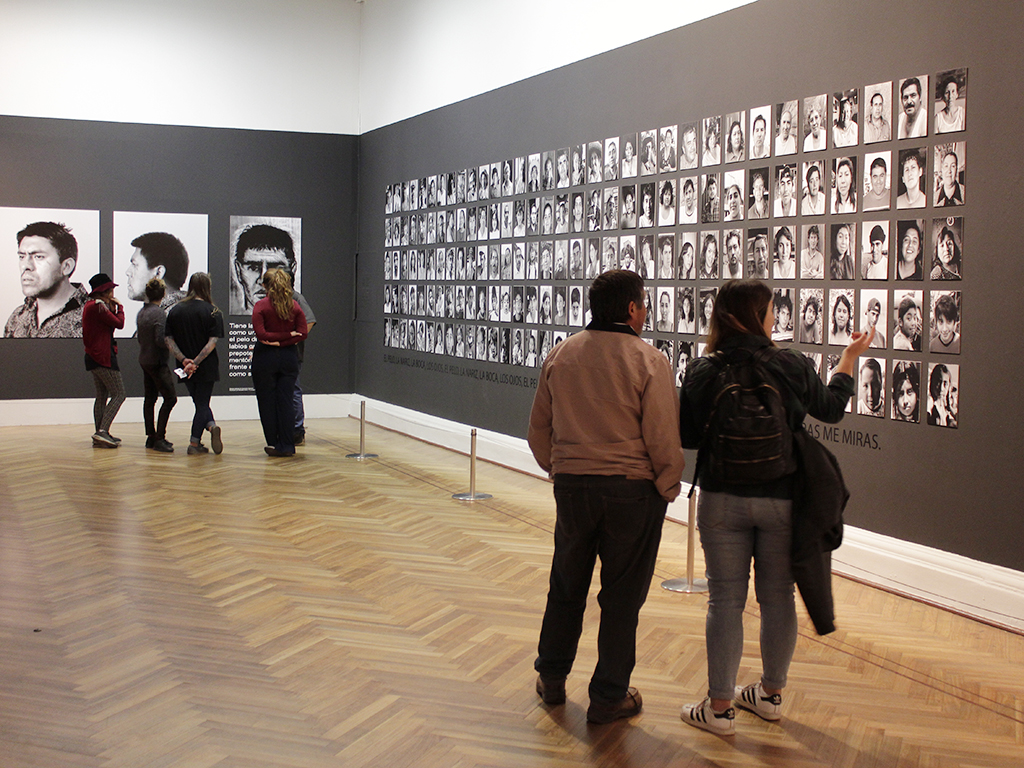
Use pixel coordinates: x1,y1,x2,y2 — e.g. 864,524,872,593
251,343,299,454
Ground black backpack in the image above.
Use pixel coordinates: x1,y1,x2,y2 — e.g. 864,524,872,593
689,347,796,495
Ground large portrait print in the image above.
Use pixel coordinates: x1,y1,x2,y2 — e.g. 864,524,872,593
0,207,100,338
228,216,302,316
112,211,209,337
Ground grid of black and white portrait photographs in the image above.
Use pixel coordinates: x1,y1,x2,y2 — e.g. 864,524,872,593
381,67,968,428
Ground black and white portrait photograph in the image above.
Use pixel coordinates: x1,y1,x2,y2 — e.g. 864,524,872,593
620,133,638,178
892,290,923,352
774,100,798,156
701,173,720,224
554,195,570,235
891,360,921,422
748,168,769,220
587,189,603,232
619,185,637,229
585,238,601,279
112,211,209,337
722,170,745,222
638,183,656,228
772,288,794,342
934,142,966,207
931,217,963,280
478,165,491,201
513,157,526,195
698,288,717,336
655,286,674,333
898,75,929,139
802,95,828,152
570,145,585,187
698,231,720,280
569,239,584,279
723,111,746,163
828,288,854,346
801,161,825,215
527,154,541,193
552,286,567,326
701,116,721,167
832,89,859,148
228,215,301,316
680,176,699,224
606,236,623,273
556,148,571,189
538,196,555,237
722,229,743,280
659,125,678,174
568,192,584,233
831,156,858,214
568,287,586,329
861,221,889,280
864,82,892,143
488,202,501,239
676,286,695,334
829,222,855,280
537,285,552,325
772,226,796,279
749,106,771,160
860,289,887,349
858,357,885,418
896,148,927,209
553,240,568,280
679,122,699,170
587,142,604,184
862,152,891,211
927,362,958,428
676,341,694,387
747,229,769,279
639,130,658,176
489,164,502,200
929,290,961,355
657,234,675,279
541,153,556,192
658,179,677,226
773,165,797,217
638,235,656,280
895,219,925,280
798,288,823,344
604,138,619,182
935,68,968,134
603,187,620,231
677,232,697,280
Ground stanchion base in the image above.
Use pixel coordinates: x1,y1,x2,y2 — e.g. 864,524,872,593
660,577,709,594
345,453,379,460
452,492,493,501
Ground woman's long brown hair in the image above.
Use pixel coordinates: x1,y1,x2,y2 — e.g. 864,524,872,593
706,279,774,352
263,268,294,321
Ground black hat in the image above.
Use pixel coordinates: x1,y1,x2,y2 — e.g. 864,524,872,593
89,273,117,296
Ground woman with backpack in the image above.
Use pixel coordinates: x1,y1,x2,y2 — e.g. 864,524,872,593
677,279,872,735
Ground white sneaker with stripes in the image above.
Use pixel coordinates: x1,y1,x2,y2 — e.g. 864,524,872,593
680,697,736,735
734,682,782,721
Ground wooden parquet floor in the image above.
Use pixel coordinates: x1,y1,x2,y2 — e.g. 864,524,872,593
0,417,1021,768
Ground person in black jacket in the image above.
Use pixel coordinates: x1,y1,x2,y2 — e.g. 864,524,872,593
677,279,872,735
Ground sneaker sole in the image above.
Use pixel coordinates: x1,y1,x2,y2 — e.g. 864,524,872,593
680,704,735,735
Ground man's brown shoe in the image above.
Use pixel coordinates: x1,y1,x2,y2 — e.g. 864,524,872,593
536,675,566,705
586,687,643,724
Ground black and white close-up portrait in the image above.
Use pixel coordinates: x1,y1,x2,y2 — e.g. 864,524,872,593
931,217,963,280
862,151,891,211
659,125,678,174
860,288,887,349
748,106,771,160
894,219,924,280
676,286,696,334
896,147,927,209
934,142,966,207
746,228,769,279
801,161,825,216
891,360,921,423
832,89,859,148
679,176,699,224
747,168,769,220
701,173,720,224
892,290,923,352
860,221,889,280
926,362,958,428
677,232,697,280
771,288,794,342
898,74,929,139
604,138,619,182
831,156,858,214
774,100,798,156
723,111,746,164
228,215,301,316
827,288,854,346
935,67,968,134
639,130,658,176
797,288,824,344
802,94,828,152
722,170,745,222
864,81,892,143
857,357,885,418
928,290,961,355
701,116,721,167
679,122,699,170
620,133,638,178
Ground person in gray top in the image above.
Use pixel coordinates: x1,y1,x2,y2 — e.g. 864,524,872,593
136,277,177,452
291,280,316,445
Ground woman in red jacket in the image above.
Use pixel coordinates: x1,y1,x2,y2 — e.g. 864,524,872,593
251,268,307,456
82,273,126,448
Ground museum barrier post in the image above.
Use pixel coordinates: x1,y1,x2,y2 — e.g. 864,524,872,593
661,488,708,594
452,429,492,501
346,400,379,460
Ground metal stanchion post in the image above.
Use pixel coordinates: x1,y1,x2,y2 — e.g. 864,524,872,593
453,429,492,501
661,489,708,593
346,400,379,460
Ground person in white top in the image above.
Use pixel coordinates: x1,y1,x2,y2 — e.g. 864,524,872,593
935,76,965,133
774,109,796,155
773,167,796,217
861,225,888,280
898,78,927,138
803,106,826,151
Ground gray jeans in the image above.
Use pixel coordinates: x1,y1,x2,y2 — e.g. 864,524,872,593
698,491,797,700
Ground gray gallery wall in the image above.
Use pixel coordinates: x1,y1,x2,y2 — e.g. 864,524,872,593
354,0,1024,572
0,115,358,399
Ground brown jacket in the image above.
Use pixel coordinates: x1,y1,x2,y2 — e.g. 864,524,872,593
528,323,685,501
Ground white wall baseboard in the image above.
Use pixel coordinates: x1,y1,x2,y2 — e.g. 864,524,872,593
3,393,1022,633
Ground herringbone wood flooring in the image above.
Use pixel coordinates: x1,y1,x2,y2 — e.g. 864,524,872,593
0,418,1021,767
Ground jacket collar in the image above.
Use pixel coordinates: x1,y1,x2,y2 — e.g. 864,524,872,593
586,320,639,336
